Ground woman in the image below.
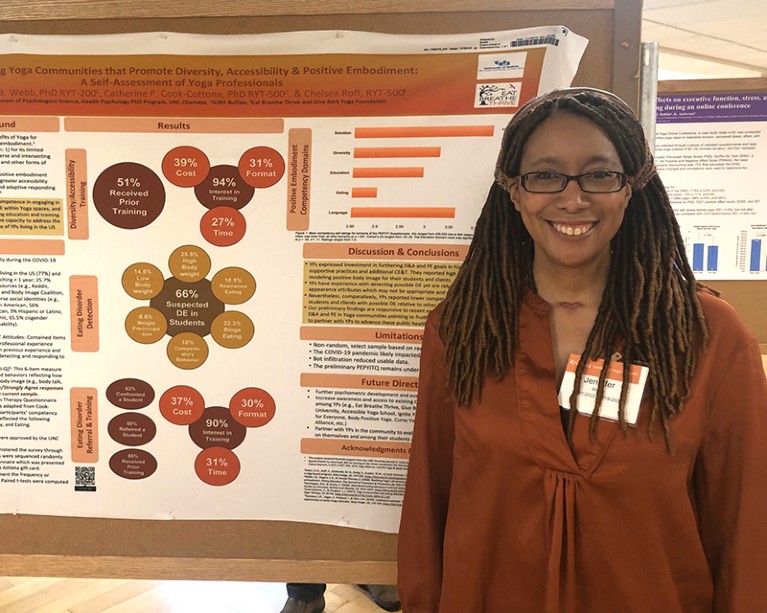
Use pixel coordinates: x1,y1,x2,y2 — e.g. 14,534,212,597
397,87,767,612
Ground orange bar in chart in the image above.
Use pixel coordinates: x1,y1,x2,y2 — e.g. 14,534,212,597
353,167,424,178
351,207,455,218
70,387,99,464
355,125,495,138
65,148,89,240
351,187,378,198
354,146,441,158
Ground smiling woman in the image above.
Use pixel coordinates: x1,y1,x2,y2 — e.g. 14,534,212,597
509,112,631,281
397,87,767,613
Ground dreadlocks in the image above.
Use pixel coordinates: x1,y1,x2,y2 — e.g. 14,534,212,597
439,87,708,448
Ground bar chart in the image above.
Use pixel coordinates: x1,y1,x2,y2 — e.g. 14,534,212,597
348,123,498,221
734,229,767,275
692,242,719,273
686,229,722,274
682,226,767,279
748,236,767,272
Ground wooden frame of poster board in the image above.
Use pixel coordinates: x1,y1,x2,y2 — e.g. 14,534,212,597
658,78,767,357
0,0,641,584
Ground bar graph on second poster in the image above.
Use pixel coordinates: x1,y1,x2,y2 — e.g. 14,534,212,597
692,242,719,273
749,238,766,272
687,229,721,274
738,228,767,274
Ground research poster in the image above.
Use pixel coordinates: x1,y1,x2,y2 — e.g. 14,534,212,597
0,27,587,532
655,91,767,280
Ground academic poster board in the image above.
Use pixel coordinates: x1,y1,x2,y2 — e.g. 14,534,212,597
0,26,589,526
657,78,767,346
0,0,642,584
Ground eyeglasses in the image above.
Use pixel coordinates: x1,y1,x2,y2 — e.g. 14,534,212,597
519,170,628,193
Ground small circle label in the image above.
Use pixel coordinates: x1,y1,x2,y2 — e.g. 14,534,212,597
109,449,158,480
122,262,165,300
107,412,157,446
200,206,246,247
188,406,246,450
168,244,211,283
210,267,256,305
159,385,206,425
106,378,155,410
230,387,276,428
162,146,211,187
125,307,167,344
194,447,241,486
239,146,285,188
166,332,209,370
211,311,254,349
194,164,254,210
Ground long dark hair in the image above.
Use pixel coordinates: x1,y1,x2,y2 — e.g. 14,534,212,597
439,87,708,447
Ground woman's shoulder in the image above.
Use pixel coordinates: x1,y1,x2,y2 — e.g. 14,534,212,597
423,301,446,342
427,299,445,318
696,286,758,350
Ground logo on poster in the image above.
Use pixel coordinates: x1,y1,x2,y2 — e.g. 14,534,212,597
475,83,520,109
476,52,527,79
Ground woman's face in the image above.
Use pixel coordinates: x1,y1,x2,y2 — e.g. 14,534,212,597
509,112,631,274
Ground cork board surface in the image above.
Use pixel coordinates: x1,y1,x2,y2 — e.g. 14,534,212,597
0,0,641,582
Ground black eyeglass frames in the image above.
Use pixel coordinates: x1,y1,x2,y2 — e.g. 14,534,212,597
519,170,628,194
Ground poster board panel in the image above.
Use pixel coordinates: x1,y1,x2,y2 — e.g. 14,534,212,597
658,78,767,343
0,0,640,583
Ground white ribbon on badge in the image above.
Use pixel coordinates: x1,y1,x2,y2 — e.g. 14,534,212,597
558,354,649,425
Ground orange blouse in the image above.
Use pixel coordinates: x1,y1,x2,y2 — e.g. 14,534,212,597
397,290,767,613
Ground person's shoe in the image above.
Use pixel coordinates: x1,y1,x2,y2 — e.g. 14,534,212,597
279,594,325,613
358,584,401,611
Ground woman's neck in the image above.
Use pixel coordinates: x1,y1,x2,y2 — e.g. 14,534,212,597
532,258,609,309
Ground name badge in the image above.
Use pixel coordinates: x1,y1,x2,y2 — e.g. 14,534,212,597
558,354,649,425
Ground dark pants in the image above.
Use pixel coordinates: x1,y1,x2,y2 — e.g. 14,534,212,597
287,583,326,602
